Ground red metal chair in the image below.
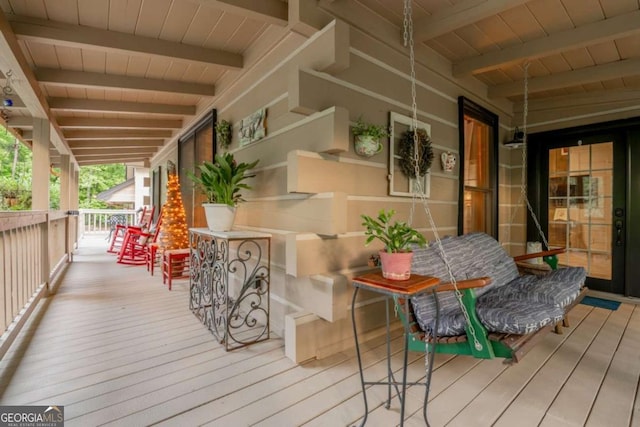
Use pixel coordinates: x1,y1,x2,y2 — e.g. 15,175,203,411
107,206,155,254
117,209,163,265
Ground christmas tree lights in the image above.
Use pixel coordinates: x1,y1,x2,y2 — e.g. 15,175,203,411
159,170,189,250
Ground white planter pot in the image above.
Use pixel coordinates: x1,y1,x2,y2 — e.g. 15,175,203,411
203,203,236,231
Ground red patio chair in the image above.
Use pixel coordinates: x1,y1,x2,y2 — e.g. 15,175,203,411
117,208,163,265
107,206,155,254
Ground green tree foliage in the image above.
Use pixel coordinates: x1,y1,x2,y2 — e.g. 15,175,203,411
79,164,126,208
0,126,32,210
1,124,127,210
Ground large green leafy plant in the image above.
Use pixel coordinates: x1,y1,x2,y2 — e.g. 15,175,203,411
361,209,427,253
188,153,259,207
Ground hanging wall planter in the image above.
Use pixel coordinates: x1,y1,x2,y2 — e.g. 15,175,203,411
352,117,388,158
354,135,383,157
215,120,233,149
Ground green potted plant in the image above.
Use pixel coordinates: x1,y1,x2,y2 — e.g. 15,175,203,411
188,152,259,231
352,117,389,158
216,119,233,149
361,209,427,280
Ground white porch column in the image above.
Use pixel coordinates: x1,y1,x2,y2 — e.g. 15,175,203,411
72,166,80,247
32,117,50,210
59,154,71,212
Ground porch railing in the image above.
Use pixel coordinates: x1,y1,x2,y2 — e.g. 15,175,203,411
0,210,77,359
78,209,137,237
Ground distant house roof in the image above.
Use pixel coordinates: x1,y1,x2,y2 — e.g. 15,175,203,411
97,178,135,204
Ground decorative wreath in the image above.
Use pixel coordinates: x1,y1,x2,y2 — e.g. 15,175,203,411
398,128,434,178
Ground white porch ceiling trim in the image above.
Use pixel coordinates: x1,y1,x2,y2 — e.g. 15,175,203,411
47,98,196,116
190,0,288,26
489,58,640,98
0,9,73,160
8,15,243,70
454,9,640,76
56,117,183,129
36,68,216,97
414,0,531,42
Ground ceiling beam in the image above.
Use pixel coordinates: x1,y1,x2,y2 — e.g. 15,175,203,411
414,0,530,42
48,98,196,116
517,88,640,112
489,58,640,98
454,9,640,76
36,68,215,96
5,116,32,128
191,0,288,26
63,129,173,140
8,15,243,70
57,117,182,129
68,139,165,148
76,156,150,166
72,147,158,156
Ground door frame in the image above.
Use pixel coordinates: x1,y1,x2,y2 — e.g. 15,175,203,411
527,117,640,295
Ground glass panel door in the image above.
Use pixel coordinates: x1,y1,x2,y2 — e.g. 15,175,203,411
548,142,613,279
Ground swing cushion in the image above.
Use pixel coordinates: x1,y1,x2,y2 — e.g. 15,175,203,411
410,232,585,336
480,268,585,309
413,288,565,336
410,235,487,326
461,232,520,293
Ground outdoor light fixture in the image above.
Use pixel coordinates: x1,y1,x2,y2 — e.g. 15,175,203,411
504,126,525,147
2,69,14,108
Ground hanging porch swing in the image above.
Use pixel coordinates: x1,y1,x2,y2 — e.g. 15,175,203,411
380,2,590,423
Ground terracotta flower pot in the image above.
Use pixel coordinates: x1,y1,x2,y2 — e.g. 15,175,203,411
378,250,414,281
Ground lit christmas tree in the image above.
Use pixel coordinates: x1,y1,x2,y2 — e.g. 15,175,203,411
159,163,189,250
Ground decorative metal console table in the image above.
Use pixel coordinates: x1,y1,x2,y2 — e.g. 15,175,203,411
189,228,271,351
351,272,440,426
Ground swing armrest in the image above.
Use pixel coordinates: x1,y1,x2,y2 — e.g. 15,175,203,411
513,248,565,262
436,277,492,292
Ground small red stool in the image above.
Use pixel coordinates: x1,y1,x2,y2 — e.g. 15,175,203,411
146,243,161,275
162,248,190,290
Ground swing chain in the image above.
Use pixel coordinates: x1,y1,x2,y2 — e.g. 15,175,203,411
402,0,482,353
519,62,550,250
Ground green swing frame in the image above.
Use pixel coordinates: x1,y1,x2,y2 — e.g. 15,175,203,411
392,251,586,363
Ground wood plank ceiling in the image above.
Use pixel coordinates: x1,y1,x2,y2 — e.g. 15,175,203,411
0,0,639,167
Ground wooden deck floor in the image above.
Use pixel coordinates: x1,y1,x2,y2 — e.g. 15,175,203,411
0,235,639,426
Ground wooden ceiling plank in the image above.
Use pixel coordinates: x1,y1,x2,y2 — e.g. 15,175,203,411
489,58,640,98
108,0,143,33
413,0,531,41
189,0,288,26
454,9,640,76
43,0,79,24
8,14,244,69
36,68,216,96
57,98,193,116
57,117,182,129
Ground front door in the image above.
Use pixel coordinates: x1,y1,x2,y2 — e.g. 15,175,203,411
530,128,627,295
